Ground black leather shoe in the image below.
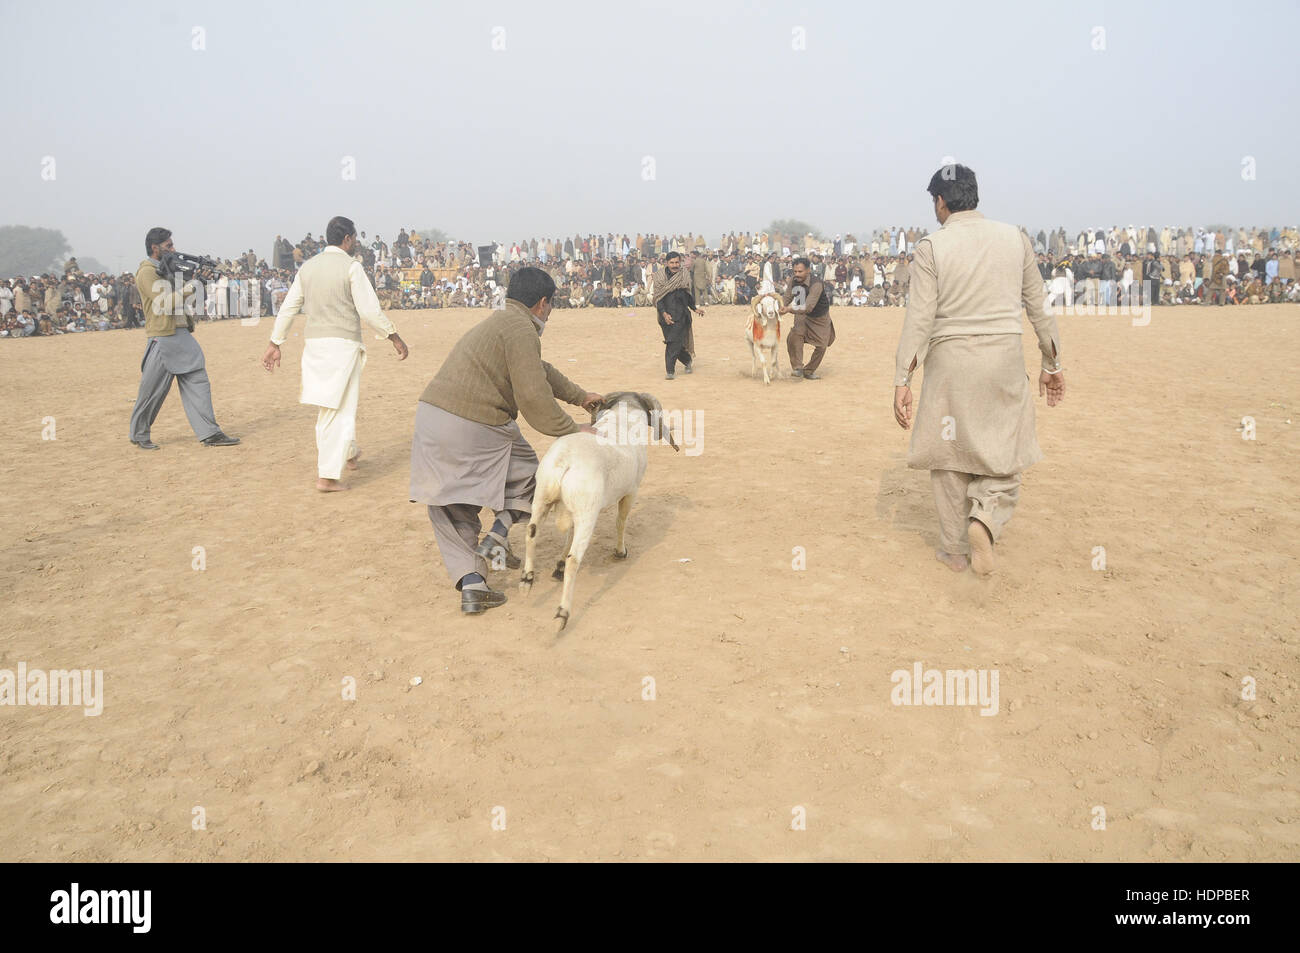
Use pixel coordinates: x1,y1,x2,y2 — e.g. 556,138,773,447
461,587,508,614
132,439,160,450
791,368,804,379
475,532,520,569
201,431,241,446
803,370,819,380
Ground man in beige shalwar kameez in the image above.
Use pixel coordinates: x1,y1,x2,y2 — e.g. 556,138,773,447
893,165,1065,575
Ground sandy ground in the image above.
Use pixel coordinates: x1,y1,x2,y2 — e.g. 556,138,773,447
1,303,1297,862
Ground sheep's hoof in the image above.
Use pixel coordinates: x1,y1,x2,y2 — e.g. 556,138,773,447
613,549,628,560
554,607,569,631
519,571,534,594
551,564,565,581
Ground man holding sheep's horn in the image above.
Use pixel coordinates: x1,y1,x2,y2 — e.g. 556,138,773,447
409,267,604,615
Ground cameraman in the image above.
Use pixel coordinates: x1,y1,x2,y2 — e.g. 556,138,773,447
128,226,240,450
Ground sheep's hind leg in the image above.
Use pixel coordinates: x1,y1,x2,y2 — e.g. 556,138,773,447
614,493,635,558
520,498,555,593
520,518,539,593
552,507,573,581
556,514,597,631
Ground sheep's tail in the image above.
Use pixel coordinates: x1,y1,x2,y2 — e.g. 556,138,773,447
531,455,569,522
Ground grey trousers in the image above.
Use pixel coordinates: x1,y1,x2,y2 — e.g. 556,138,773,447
930,469,1022,555
128,332,220,442
427,504,489,589
425,439,538,588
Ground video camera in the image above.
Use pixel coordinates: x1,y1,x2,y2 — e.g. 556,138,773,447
158,250,218,279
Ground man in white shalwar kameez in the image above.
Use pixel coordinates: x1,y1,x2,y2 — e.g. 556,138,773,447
261,216,409,492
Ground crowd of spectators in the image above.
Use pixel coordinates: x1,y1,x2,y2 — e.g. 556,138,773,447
4,224,1296,337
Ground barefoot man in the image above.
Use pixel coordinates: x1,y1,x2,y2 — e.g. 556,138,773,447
261,216,409,491
893,164,1064,575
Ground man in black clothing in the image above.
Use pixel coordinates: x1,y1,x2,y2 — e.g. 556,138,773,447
653,252,703,380
1099,254,1117,306
1145,254,1164,306
420,263,435,305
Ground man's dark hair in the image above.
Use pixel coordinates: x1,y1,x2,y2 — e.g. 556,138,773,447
326,216,357,246
507,266,557,308
665,251,682,261
927,164,979,212
144,227,171,256
793,257,810,269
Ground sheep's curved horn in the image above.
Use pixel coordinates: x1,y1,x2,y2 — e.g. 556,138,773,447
638,393,679,452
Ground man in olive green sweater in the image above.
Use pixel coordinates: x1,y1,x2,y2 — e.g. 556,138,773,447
128,226,238,449
410,267,602,614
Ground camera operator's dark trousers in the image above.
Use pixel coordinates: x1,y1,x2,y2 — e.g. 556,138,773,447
128,329,220,443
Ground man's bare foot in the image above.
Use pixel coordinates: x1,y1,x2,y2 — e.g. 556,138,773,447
316,478,348,492
968,520,995,576
346,451,361,471
935,550,969,572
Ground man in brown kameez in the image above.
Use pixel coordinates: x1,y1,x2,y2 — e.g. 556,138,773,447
410,267,602,614
781,257,835,380
893,165,1064,576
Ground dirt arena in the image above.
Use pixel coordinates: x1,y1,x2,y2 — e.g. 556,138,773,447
1,303,1296,862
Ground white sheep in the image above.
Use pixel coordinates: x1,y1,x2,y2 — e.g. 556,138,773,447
519,392,678,631
747,292,783,384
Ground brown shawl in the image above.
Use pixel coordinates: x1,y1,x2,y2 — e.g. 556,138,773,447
652,262,692,307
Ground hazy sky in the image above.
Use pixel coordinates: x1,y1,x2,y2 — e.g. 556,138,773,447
5,0,1298,269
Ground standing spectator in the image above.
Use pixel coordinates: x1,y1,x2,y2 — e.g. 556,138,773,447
1145,253,1163,306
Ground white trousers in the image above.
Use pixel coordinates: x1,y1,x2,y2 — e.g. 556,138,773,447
316,358,362,479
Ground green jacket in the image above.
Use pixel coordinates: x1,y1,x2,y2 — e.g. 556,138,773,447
138,259,194,336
